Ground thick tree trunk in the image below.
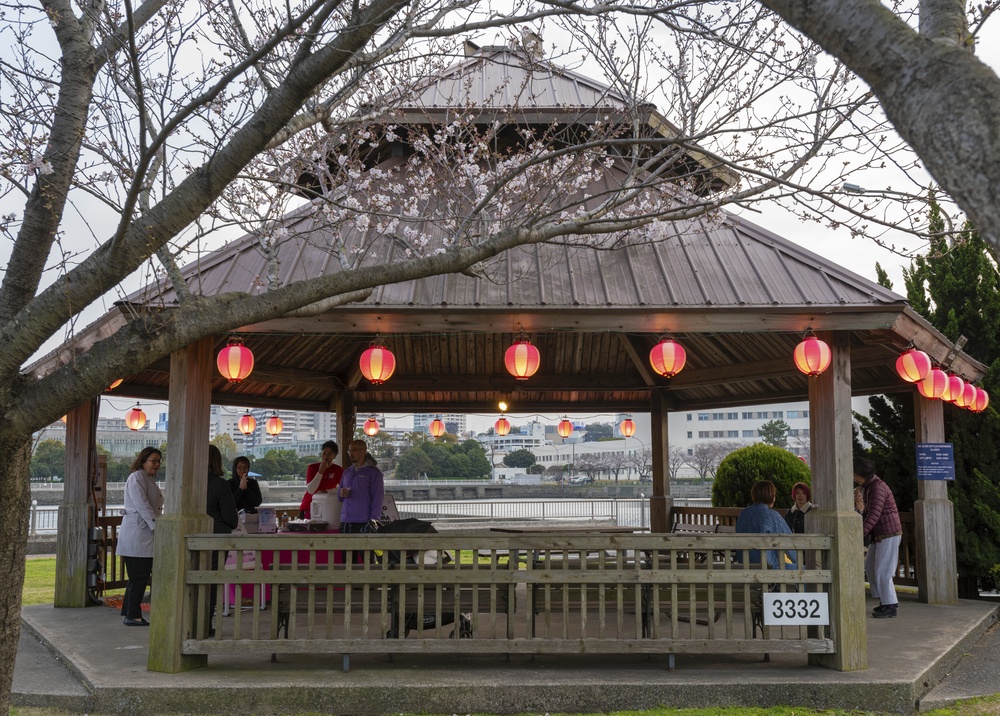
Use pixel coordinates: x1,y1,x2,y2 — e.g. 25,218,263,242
759,0,1000,251
0,434,33,715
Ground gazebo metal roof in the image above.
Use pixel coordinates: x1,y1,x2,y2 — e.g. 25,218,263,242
28,45,986,414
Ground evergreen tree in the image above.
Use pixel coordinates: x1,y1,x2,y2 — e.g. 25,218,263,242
857,203,1000,597
758,419,790,448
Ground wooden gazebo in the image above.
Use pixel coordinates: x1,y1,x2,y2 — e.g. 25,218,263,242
35,43,985,674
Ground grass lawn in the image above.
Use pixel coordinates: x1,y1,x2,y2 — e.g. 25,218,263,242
22,557,56,606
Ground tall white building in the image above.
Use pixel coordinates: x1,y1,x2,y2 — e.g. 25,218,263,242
414,413,467,436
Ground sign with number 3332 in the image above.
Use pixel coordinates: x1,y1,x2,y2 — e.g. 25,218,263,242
763,593,830,625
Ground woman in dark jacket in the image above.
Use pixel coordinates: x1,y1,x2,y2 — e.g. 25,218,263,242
228,455,263,513
784,481,814,534
206,445,238,632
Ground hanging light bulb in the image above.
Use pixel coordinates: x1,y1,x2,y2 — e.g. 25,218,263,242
238,412,257,435
363,415,380,436
125,403,147,431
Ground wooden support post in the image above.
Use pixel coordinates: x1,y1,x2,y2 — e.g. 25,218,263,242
148,338,213,673
649,391,671,533
55,398,98,608
807,331,867,671
336,390,355,466
913,394,958,604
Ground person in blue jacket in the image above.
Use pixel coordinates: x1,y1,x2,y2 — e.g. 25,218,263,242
735,480,796,569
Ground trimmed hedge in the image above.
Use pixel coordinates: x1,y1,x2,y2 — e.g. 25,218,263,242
711,443,811,509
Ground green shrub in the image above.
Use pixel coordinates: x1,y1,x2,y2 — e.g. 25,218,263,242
711,443,811,509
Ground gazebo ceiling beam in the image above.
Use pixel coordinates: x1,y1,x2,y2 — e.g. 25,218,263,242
237,308,907,336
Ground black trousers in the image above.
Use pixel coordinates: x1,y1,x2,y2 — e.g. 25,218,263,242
340,522,372,563
121,556,153,619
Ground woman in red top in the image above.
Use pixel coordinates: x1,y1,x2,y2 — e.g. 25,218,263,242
299,440,343,518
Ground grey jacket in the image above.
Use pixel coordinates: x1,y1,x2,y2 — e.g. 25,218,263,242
117,469,164,558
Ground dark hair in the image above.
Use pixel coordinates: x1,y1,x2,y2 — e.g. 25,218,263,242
853,457,876,480
232,456,250,473
791,482,811,502
321,440,338,456
208,444,225,477
130,447,162,472
749,480,777,505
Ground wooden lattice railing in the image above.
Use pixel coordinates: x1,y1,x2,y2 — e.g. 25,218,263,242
182,532,834,670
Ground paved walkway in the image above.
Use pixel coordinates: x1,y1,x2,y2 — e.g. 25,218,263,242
12,594,1000,715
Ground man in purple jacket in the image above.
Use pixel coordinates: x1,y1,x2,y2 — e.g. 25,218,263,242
854,457,902,619
338,439,385,534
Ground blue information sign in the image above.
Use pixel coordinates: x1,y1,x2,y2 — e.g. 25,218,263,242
916,442,955,480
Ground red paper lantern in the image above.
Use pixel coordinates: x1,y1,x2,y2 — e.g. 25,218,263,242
216,337,254,383
238,413,257,435
504,339,540,380
557,418,573,439
265,414,284,436
620,417,636,437
363,416,380,436
359,342,396,384
793,335,831,377
125,404,146,431
495,416,511,436
429,417,446,438
917,368,948,399
956,382,977,409
649,338,686,378
895,348,931,383
107,378,124,391
972,387,991,413
943,373,965,403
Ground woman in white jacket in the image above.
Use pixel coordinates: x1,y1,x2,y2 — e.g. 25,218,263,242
118,447,164,626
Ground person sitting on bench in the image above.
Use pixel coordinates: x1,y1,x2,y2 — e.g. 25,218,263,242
735,480,796,570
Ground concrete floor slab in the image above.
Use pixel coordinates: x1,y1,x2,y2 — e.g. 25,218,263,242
13,595,1000,715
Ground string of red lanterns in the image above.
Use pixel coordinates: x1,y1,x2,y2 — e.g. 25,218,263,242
899,349,991,412
125,403,146,431
363,415,380,436
217,337,254,383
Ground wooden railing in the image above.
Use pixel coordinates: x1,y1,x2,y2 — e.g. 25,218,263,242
183,532,834,670
670,506,918,587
